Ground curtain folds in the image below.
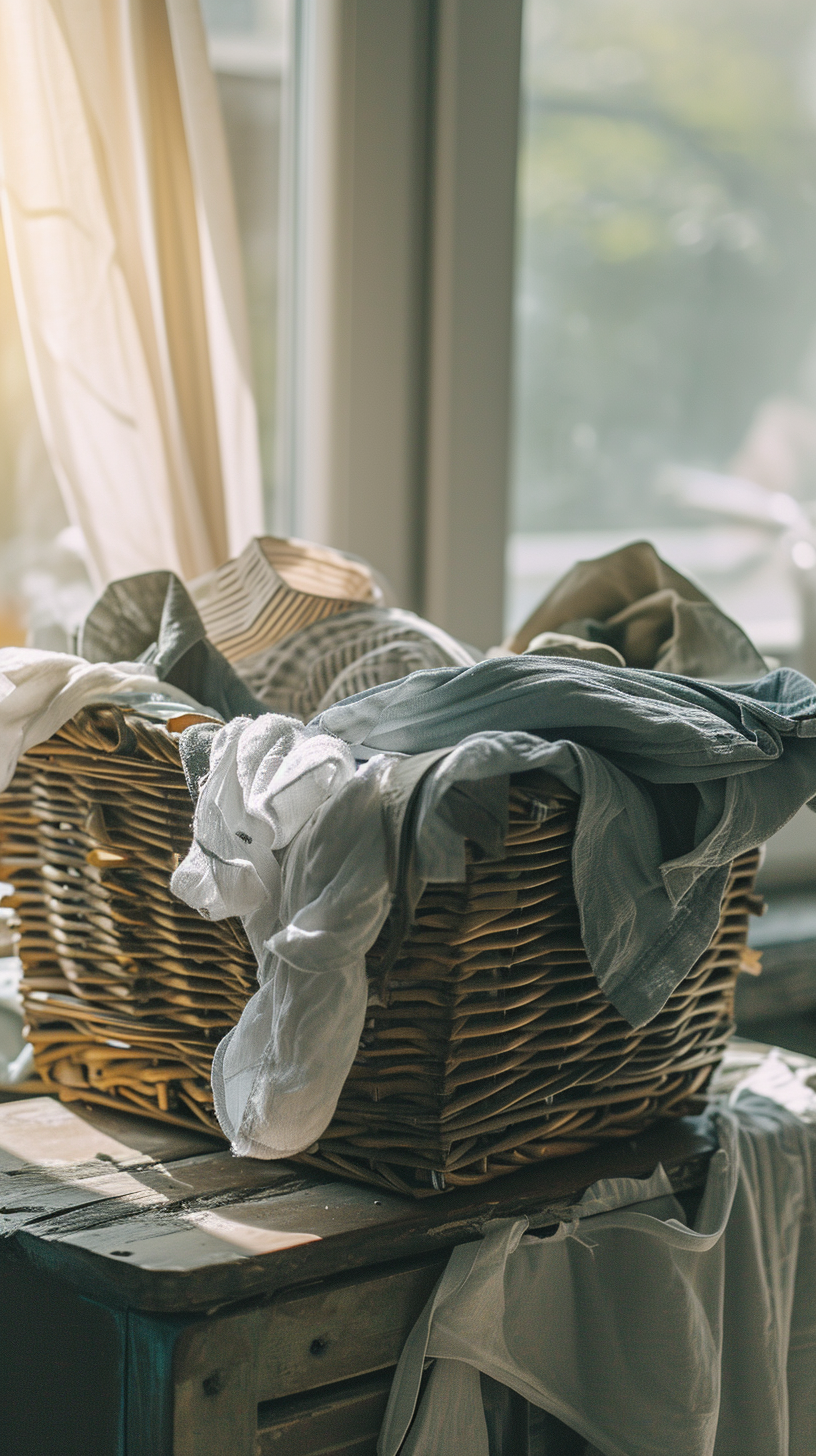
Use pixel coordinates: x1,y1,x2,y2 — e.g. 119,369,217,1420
0,0,263,587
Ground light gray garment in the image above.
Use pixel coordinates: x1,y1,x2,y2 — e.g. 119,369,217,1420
379,1093,816,1456
314,659,816,1025
235,605,479,721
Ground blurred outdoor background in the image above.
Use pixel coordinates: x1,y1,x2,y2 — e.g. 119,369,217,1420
510,0,816,677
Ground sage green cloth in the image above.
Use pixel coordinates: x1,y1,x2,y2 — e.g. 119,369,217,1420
505,540,767,681
79,570,266,722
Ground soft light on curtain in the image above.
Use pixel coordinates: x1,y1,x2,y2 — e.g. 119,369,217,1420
0,0,264,587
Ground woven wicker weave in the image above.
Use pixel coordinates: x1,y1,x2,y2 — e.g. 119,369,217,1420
0,705,762,1194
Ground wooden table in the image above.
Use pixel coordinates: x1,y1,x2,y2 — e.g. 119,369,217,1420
0,1096,717,1456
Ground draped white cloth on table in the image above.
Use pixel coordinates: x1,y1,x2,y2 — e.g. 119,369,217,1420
0,0,263,587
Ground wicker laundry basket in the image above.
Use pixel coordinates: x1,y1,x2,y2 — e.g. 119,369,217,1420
0,706,763,1195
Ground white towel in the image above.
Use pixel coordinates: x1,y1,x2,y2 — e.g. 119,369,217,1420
0,647,207,793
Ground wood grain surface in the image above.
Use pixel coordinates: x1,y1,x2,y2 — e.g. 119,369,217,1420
1,1095,717,1315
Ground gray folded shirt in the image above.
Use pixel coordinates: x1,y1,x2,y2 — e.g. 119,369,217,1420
313,658,816,1027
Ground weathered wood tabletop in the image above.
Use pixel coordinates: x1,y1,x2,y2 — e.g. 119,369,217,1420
0,1095,716,1310
0,1095,718,1456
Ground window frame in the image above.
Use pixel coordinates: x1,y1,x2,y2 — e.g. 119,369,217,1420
278,0,523,646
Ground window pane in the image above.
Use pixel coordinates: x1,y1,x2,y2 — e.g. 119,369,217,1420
510,0,816,668
204,0,290,525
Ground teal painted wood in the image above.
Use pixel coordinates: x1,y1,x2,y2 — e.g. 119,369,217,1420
126,1311,195,1456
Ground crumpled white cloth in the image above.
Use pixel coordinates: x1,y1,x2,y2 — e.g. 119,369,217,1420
379,1084,816,1456
169,715,356,958
171,714,397,1157
0,647,208,793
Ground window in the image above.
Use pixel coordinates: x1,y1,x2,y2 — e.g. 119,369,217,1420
203,0,290,520
510,0,816,680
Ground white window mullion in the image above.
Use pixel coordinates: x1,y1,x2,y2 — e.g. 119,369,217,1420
278,0,431,610
424,0,524,649
280,0,523,643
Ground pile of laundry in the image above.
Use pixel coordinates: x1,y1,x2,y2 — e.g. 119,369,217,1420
2,535,816,1162
380,1046,816,1456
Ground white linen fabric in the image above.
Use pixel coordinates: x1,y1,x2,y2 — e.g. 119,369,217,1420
0,0,262,585
379,1086,816,1456
170,715,357,961
170,712,463,1158
171,714,390,1157
0,647,208,794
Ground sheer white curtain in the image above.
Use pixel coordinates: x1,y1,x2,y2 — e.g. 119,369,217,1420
0,0,263,588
